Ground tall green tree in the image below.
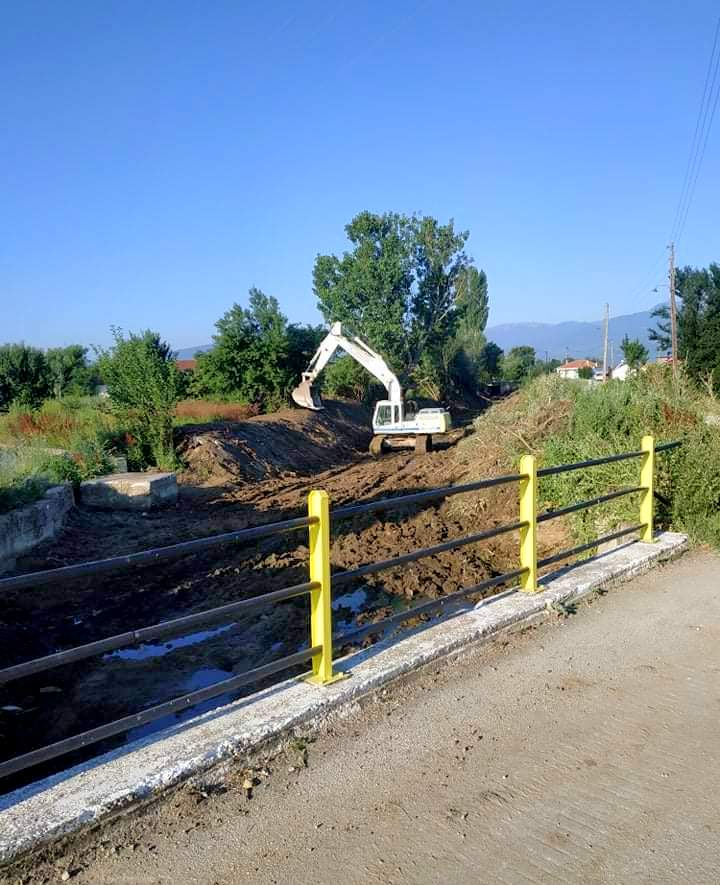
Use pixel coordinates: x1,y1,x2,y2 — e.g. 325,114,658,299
501,346,536,382
313,212,412,372
46,344,96,398
313,211,478,398
96,329,180,468
286,323,326,383
0,344,51,409
620,335,648,370
410,216,470,360
479,341,504,378
650,263,720,390
192,290,324,411
451,267,491,390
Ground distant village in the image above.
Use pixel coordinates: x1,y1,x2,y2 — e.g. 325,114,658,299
555,356,677,382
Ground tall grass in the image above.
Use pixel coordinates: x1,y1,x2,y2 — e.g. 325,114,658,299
0,396,117,449
0,398,118,511
174,399,260,425
469,368,720,548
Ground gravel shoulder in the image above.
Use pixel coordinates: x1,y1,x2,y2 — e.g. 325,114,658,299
10,549,720,885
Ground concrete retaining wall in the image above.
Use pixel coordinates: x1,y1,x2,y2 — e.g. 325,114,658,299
0,485,74,574
0,532,688,865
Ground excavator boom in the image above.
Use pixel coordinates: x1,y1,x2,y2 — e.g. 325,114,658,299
291,323,402,409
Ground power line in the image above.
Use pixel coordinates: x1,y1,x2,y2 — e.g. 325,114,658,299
670,14,720,245
669,15,720,240
676,61,720,244
627,14,720,313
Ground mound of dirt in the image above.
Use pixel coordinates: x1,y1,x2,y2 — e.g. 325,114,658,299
177,400,373,486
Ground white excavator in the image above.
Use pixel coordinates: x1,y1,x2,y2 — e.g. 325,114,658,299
292,322,452,455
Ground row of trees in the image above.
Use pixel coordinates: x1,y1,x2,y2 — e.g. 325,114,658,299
0,343,99,410
0,211,508,423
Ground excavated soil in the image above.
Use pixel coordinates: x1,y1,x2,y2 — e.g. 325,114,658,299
177,401,374,486
0,397,569,792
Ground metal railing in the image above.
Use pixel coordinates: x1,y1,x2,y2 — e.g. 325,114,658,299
0,435,681,781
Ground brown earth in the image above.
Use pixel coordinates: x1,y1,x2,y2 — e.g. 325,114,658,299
0,397,569,792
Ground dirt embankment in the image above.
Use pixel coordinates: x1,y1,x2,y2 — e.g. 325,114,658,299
177,401,373,486
0,396,569,791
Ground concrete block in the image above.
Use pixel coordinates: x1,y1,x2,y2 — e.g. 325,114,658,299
0,485,74,573
80,472,177,511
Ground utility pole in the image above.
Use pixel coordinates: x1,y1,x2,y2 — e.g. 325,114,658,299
602,303,609,380
668,242,678,376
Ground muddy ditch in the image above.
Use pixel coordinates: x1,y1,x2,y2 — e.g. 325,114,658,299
0,396,569,793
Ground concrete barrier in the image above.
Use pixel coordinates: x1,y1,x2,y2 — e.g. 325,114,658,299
0,485,74,574
0,531,688,866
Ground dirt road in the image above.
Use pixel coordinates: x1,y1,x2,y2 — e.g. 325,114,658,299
16,550,719,885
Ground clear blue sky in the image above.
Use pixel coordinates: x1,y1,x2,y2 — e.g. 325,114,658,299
2,0,718,350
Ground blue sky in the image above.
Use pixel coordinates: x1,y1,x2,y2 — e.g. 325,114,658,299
2,0,718,350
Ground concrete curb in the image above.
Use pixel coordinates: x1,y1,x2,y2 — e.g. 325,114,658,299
0,532,688,865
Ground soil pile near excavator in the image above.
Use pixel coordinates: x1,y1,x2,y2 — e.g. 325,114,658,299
177,400,373,486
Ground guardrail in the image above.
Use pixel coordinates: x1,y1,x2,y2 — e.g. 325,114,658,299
0,436,681,781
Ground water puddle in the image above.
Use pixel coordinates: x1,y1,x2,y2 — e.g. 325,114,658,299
332,588,367,613
105,623,236,662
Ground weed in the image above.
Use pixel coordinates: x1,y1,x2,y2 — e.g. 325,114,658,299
546,599,577,618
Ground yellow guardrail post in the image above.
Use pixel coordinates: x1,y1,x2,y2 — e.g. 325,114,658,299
305,489,344,685
640,435,655,542
519,454,538,592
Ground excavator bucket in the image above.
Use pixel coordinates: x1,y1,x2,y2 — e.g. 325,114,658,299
292,379,324,410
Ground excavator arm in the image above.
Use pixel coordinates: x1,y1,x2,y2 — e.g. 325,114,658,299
292,322,402,410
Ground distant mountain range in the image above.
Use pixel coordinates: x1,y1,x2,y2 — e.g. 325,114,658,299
175,344,213,360
486,308,662,362
176,307,664,366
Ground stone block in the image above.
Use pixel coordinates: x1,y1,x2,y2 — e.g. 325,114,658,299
80,472,177,511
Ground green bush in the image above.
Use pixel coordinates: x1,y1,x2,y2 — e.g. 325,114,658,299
96,329,180,469
533,370,720,547
669,429,720,547
465,369,720,549
191,289,325,412
0,343,51,409
322,356,374,401
0,438,116,512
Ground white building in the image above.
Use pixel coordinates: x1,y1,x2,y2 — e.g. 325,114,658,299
556,359,598,380
611,360,632,381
